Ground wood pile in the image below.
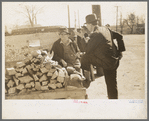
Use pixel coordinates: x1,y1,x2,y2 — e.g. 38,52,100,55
5,50,86,95
5,50,68,95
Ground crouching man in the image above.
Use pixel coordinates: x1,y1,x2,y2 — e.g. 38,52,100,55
81,14,126,99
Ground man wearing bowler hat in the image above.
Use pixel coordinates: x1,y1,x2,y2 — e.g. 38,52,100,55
81,14,126,99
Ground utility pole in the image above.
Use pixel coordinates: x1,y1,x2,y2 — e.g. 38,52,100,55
74,11,77,28
67,5,70,28
78,10,80,28
115,6,119,32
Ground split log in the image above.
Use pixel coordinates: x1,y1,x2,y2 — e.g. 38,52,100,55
7,80,15,88
48,69,56,73
56,83,63,88
26,65,32,70
18,75,33,84
5,89,7,94
15,73,22,78
16,62,25,68
48,83,56,89
8,87,16,94
13,76,19,86
15,67,24,73
35,82,41,91
40,67,49,74
19,88,26,94
30,82,35,88
34,59,41,64
39,74,48,82
58,69,65,77
36,72,43,78
50,79,57,84
41,86,49,91
47,71,53,77
37,54,43,59
42,81,49,86
57,76,64,83
25,83,32,88
32,88,36,91
51,70,58,79
31,58,36,63
44,62,52,70
22,68,28,74
6,68,16,76
16,84,25,90
33,74,39,81
24,58,31,65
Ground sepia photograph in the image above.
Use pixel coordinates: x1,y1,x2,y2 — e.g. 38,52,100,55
2,1,147,119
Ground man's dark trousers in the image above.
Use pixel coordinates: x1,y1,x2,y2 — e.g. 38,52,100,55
81,54,119,99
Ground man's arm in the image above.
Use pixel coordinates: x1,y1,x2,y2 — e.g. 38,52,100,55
50,42,63,63
111,30,126,52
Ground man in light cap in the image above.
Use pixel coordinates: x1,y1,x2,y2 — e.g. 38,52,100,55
81,14,126,99
50,28,81,71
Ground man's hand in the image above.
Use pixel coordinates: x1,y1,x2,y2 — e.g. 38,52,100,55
61,59,67,67
118,52,123,60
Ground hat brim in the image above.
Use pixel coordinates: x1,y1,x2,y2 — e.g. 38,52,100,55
84,19,99,24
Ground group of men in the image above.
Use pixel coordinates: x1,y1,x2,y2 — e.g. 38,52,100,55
50,14,126,99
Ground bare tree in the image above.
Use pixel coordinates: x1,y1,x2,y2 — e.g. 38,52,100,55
16,4,45,27
124,13,136,34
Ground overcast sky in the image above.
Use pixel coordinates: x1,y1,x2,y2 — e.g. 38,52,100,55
2,2,147,28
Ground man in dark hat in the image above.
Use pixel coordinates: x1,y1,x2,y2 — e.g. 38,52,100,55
50,28,81,71
81,14,126,99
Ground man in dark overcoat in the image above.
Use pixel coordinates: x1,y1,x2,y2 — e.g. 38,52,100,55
81,14,126,99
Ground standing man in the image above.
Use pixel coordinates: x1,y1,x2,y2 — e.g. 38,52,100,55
81,14,126,99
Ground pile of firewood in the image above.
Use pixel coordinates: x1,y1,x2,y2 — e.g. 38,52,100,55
5,50,70,95
5,50,86,95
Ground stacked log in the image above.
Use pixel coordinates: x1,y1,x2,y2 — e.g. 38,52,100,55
5,50,86,95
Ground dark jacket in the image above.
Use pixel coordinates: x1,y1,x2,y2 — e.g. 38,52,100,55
86,26,125,70
77,36,88,52
50,38,80,65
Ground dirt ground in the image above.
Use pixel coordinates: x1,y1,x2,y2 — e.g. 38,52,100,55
86,35,145,99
